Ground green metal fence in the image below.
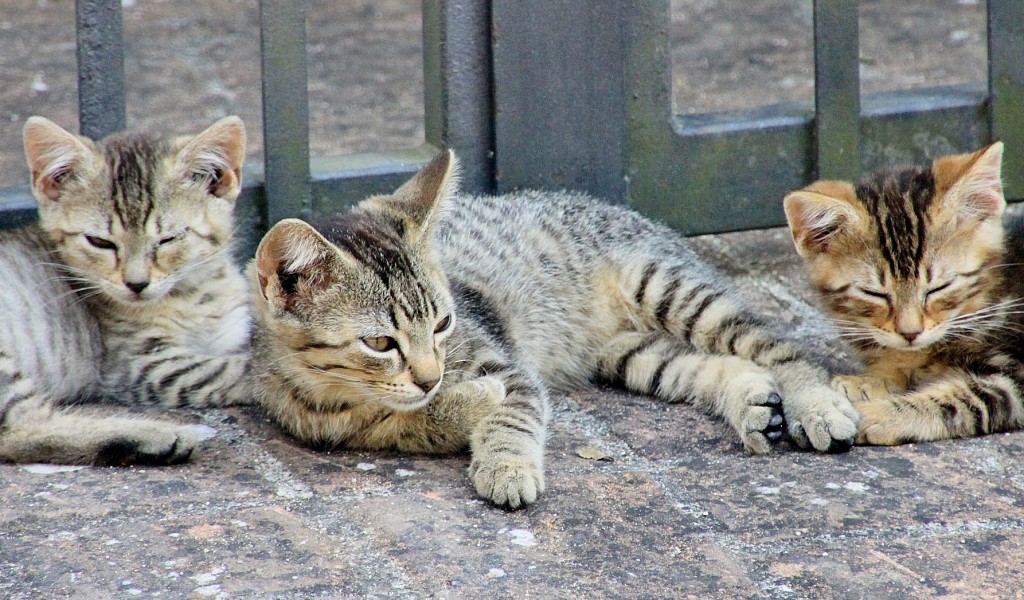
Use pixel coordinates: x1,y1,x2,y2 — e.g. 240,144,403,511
0,0,1020,241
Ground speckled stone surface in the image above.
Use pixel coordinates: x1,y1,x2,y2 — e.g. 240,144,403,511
4,226,1024,599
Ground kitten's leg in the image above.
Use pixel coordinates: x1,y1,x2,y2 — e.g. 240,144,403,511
598,332,785,454
106,345,252,408
329,372,546,508
465,363,549,509
329,362,552,507
0,357,197,465
626,264,859,451
853,371,1024,444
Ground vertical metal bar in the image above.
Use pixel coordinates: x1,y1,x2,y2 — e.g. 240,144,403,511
259,0,311,224
423,0,495,195
813,0,860,181
491,0,627,202
75,0,127,139
989,0,1024,200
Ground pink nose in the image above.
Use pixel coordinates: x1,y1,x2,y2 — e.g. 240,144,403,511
898,329,921,344
415,378,439,393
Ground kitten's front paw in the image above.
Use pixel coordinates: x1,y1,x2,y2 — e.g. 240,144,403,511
469,454,545,509
784,385,859,453
94,426,199,466
854,400,915,446
738,392,786,455
467,376,505,406
832,375,895,403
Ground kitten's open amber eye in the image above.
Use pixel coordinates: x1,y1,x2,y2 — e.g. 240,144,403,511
85,235,117,250
362,336,398,353
434,315,452,334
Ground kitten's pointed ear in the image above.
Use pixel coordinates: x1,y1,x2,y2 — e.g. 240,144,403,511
783,182,861,257
934,141,1005,223
254,219,337,312
176,115,247,201
383,149,459,242
23,116,95,202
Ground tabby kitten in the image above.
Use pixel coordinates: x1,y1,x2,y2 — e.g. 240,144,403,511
0,116,251,465
784,142,1024,444
249,150,859,508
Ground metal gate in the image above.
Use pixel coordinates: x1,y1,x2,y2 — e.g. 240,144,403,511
0,0,1019,242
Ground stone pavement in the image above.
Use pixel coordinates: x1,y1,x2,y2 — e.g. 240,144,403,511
3,226,1024,599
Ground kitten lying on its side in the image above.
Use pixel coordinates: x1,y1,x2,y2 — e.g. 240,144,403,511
0,116,251,466
249,150,858,508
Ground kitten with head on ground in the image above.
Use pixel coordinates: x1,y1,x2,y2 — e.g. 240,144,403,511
249,149,859,509
0,116,252,466
785,141,1024,444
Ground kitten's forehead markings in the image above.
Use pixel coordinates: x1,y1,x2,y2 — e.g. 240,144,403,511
106,135,161,230
859,167,936,281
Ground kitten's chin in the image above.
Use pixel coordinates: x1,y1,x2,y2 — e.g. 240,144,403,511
875,331,942,352
382,384,442,412
108,288,169,307
382,394,432,412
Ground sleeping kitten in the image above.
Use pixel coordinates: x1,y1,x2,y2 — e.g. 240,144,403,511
784,142,1024,444
249,150,858,508
0,116,251,465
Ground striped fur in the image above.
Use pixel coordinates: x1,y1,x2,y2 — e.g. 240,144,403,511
784,142,1024,444
0,116,251,466
250,150,858,508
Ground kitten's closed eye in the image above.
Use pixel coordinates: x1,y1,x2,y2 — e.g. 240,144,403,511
85,235,117,251
857,288,891,304
926,282,952,297
158,228,189,246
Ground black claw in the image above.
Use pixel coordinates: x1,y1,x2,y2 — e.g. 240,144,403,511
766,430,784,442
766,392,782,405
826,437,854,454
768,414,784,427
162,436,180,460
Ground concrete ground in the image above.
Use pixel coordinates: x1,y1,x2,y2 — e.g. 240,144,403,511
4,225,1023,600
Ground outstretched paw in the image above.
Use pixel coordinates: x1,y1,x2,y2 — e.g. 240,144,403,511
469,454,545,509
94,427,199,466
739,392,786,455
784,385,859,453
